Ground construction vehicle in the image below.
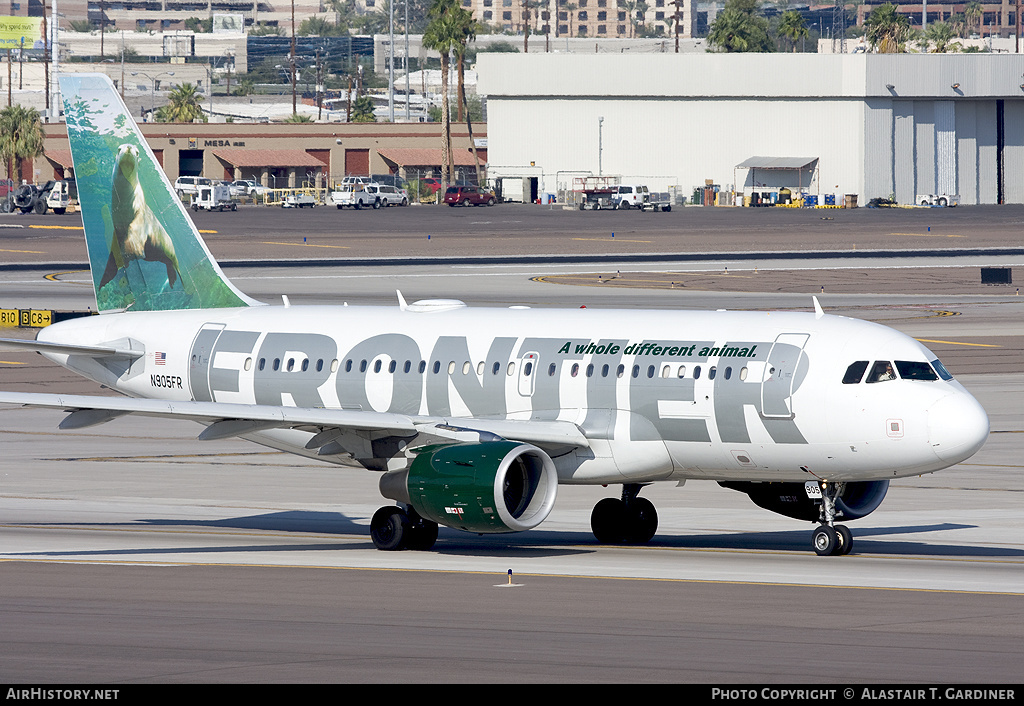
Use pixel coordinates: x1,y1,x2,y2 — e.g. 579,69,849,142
3,180,70,214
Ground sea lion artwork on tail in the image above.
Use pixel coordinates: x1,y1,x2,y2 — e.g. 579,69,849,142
60,72,255,311
100,144,182,291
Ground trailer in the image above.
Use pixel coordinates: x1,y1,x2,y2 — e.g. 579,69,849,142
573,176,621,210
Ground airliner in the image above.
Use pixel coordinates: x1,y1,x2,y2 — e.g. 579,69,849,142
0,74,989,556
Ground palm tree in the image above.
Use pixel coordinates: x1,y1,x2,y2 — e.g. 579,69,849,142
964,1,983,36
350,95,376,123
864,3,910,53
707,0,774,52
0,105,46,183
921,21,960,52
423,0,463,187
565,3,578,37
154,83,207,123
777,10,808,52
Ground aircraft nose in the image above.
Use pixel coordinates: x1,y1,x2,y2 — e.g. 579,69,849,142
928,391,989,464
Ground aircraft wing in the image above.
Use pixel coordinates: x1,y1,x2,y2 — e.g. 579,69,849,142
0,338,144,359
0,391,589,449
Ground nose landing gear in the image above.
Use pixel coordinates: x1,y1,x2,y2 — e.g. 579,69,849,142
813,481,853,556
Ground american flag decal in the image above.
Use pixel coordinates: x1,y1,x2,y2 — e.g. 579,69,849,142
155,352,166,365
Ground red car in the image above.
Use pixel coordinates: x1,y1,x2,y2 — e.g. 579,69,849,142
444,185,497,207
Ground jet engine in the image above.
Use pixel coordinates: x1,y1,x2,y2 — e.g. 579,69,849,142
720,480,889,522
379,441,558,533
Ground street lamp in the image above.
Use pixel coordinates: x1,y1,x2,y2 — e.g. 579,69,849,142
130,70,175,118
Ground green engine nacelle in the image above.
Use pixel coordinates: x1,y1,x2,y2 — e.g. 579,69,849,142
379,441,558,534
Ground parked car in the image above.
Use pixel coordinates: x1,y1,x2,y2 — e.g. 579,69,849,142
331,184,376,209
338,176,372,189
174,176,212,198
421,177,443,194
366,183,409,207
282,192,316,208
444,185,496,207
230,180,268,198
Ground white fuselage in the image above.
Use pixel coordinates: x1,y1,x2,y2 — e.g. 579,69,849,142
37,302,990,485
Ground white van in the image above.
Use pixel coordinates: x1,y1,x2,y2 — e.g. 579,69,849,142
614,185,650,210
174,176,212,198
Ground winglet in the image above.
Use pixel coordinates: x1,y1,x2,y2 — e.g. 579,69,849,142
397,290,408,311
812,296,824,319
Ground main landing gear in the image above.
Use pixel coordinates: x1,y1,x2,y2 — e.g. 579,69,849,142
590,483,659,544
812,481,853,556
370,505,439,551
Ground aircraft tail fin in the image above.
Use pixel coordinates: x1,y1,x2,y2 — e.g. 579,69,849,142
59,73,259,313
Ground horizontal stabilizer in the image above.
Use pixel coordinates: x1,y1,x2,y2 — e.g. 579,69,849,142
0,338,144,359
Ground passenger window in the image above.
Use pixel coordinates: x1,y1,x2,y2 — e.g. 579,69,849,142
418,360,426,374
345,359,353,373
693,365,701,379
617,364,625,378
432,361,441,374
507,362,516,376
866,361,896,383
647,365,655,378
739,367,748,381
244,357,252,371
586,364,594,377
571,363,579,377
661,365,671,378
677,365,686,378
404,361,411,374
493,362,501,375
632,365,640,378
548,363,557,376
301,359,309,372
388,360,396,374
709,366,717,380
373,360,382,373
724,366,732,380
842,361,868,384
602,364,609,377
896,361,939,381
462,361,471,375
524,362,533,376
477,361,484,376
359,360,367,373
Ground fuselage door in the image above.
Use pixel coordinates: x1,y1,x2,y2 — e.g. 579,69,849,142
760,333,810,419
188,323,226,402
518,351,539,397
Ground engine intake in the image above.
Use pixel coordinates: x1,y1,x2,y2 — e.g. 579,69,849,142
720,480,889,522
379,441,558,534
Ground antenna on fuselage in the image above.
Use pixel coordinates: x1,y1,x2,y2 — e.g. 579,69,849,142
812,296,824,319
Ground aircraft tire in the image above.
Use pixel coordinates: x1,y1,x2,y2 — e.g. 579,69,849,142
812,525,839,556
623,497,658,544
405,519,439,551
371,506,409,551
835,524,853,555
591,497,626,544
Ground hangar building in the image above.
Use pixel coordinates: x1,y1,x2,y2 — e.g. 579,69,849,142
477,53,1024,205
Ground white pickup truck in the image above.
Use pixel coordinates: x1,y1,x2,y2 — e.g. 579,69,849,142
331,185,377,209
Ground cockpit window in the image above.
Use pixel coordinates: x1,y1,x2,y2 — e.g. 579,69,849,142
866,361,897,383
895,361,939,381
842,361,868,384
931,359,954,381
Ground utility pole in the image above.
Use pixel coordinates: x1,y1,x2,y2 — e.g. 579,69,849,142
673,0,680,52
523,0,530,53
43,15,49,115
290,0,297,116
